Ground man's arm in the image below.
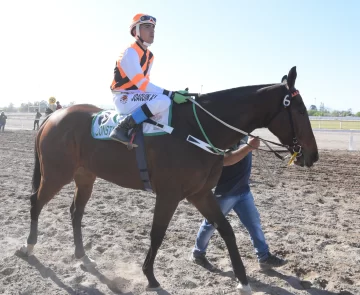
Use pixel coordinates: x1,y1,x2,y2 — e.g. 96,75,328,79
223,137,260,166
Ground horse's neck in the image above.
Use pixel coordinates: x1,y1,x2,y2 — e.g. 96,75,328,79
197,84,284,149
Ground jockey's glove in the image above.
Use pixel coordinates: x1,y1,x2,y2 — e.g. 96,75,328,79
171,92,188,104
171,89,189,104
163,88,190,104
177,89,189,95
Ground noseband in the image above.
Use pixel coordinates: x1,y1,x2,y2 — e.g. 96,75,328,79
263,87,303,162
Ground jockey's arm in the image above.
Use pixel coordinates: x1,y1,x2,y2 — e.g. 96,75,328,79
120,48,168,95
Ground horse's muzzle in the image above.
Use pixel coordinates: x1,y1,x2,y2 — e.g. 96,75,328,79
295,151,319,167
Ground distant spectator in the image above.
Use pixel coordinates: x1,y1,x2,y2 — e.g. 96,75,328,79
48,97,57,113
56,101,62,110
45,107,53,116
34,109,42,131
0,111,7,132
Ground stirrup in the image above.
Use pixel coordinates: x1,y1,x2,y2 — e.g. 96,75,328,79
127,133,136,150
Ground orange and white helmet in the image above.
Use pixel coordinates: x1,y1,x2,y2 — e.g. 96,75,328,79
130,13,156,46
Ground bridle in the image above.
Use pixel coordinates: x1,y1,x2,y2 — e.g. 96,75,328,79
254,87,303,161
185,85,303,162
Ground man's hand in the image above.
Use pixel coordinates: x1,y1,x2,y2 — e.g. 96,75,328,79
247,136,260,151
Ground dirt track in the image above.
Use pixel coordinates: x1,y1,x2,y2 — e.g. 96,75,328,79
0,130,359,295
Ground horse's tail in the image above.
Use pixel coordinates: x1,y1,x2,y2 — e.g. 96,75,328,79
32,140,41,193
31,115,51,193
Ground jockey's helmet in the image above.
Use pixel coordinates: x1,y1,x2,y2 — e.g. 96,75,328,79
130,14,156,46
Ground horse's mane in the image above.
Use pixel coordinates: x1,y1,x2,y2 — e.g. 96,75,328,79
198,83,278,103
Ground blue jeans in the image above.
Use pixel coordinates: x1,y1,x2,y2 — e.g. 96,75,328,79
192,190,270,261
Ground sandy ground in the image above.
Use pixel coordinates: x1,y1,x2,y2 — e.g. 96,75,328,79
0,129,359,295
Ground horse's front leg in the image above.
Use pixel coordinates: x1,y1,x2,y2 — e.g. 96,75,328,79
189,191,251,295
142,194,179,290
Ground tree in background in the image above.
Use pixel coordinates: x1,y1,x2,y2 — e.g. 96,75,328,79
308,103,330,117
308,105,358,117
1,100,77,112
307,109,318,116
345,108,353,116
3,103,16,112
39,100,48,112
319,102,326,113
330,110,340,117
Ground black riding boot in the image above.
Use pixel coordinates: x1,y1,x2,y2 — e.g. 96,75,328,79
109,115,137,144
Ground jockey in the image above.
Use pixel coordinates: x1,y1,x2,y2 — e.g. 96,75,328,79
109,13,188,144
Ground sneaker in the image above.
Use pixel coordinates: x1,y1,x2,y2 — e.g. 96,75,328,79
259,252,287,270
190,253,216,272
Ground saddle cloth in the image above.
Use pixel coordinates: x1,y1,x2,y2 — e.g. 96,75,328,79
91,102,173,140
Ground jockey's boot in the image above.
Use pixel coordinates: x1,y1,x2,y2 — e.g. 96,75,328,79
110,106,150,145
109,115,137,144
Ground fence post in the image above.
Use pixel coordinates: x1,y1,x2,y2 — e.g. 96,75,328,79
348,131,354,151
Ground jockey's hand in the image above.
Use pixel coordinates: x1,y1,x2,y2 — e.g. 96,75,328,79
171,91,189,104
247,136,260,150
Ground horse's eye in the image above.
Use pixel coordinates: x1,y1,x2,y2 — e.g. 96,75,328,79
299,108,306,115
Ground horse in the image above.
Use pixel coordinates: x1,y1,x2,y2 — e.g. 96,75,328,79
21,67,318,294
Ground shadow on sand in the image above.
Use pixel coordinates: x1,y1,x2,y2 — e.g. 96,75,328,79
15,250,172,295
214,268,353,295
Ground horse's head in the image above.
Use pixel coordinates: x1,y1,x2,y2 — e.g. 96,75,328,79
267,66,318,167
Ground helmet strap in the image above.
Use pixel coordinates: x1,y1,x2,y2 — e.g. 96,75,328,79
135,24,151,47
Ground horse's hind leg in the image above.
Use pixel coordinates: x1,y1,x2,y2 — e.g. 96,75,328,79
142,195,179,290
189,192,251,294
22,178,66,255
70,168,96,265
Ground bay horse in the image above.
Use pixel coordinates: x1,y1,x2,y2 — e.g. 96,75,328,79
21,67,318,294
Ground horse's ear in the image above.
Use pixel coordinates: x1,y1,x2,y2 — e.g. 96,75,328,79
287,66,297,88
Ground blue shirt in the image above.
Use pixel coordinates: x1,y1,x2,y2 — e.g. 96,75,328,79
214,148,252,197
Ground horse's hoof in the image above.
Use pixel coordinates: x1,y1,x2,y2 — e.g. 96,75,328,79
20,244,34,256
79,255,97,267
145,285,162,291
236,283,252,295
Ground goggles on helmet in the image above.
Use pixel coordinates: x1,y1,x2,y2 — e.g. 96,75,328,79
139,15,156,24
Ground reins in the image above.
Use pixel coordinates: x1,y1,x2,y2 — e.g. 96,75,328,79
185,90,301,163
